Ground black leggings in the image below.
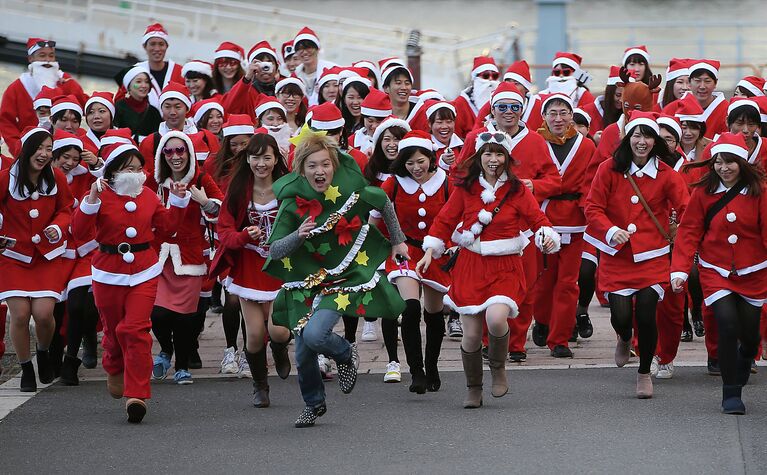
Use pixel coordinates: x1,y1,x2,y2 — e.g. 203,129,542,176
608,288,659,374
151,305,198,371
711,294,761,386
578,259,597,308
687,266,704,323
65,286,99,358
190,296,209,353
221,290,246,350
342,316,399,362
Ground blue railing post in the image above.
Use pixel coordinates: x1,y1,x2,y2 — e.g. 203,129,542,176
535,0,572,89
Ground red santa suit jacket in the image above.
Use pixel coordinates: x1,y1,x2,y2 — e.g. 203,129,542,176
662,92,728,140
220,79,264,122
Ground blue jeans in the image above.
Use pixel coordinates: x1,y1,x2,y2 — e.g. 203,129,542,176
295,309,352,407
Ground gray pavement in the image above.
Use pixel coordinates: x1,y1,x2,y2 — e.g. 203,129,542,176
0,368,765,474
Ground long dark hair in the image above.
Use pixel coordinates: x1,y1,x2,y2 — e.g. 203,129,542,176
686,152,764,197
455,142,521,193
225,134,288,224
390,146,437,177
363,125,407,182
212,60,244,93
340,81,369,137
624,54,653,85
279,82,307,127
103,149,145,182
185,71,216,99
602,84,622,126
14,130,55,197
214,135,242,182
661,80,679,109
612,124,675,172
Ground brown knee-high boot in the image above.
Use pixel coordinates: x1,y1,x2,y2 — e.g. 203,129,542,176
244,348,269,408
461,347,483,408
487,331,509,397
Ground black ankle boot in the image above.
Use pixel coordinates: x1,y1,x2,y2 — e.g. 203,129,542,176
722,384,745,415
36,349,54,384
81,330,98,369
244,348,269,407
424,311,445,392
20,361,37,392
400,299,426,394
270,339,292,380
736,347,754,386
59,355,82,386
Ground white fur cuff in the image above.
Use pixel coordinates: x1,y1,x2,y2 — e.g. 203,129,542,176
422,235,446,257
535,226,561,254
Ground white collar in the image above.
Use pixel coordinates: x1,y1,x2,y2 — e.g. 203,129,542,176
395,167,447,196
714,181,748,195
431,133,463,150
478,172,508,204
158,119,198,136
629,157,659,179
8,162,58,200
376,172,391,182
250,198,278,211
85,128,101,149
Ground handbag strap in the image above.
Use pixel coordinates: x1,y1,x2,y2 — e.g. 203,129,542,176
703,181,746,232
625,172,672,243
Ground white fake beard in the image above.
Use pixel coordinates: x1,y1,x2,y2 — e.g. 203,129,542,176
267,123,292,151
112,171,147,197
472,78,499,109
28,61,61,89
546,76,578,98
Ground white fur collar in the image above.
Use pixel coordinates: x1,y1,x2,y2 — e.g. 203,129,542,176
479,172,508,204
431,133,463,150
158,119,198,137
395,168,447,196
376,172,391,183
8,162,57,201
65,164,88,184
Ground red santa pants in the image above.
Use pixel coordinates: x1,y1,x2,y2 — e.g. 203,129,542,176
0,303,6,358
93,278,158,400
655,281,685,364
533,235,583,349
504,244,539,352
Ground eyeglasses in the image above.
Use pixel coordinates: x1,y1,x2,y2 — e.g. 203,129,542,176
494,103,522,113
551,67,574,77
545,110,573,119
217,59,240,67
162,145,187,157
35,40,56,49
279,91,301,98
478,71,500,81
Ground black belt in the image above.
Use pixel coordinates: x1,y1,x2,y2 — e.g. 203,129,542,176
548,192,582,201
405,237,423,248
99,242,151,255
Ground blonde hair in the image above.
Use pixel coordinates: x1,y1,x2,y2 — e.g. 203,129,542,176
293,133,339,174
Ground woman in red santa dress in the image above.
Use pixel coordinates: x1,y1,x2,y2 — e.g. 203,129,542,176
372,131,452,393
347,88,391,155
0,127,72,392
581,66,625,140
670,133,767,414
182,60,219,105
148,131,224,385
672,60,728,140
211,42,245,95
211,132,292,407
49,130,102,385
339,75,371,138
417,132,560,408
191,99,225,141
276,78,308,135
585,111,689,399
657,59,691,111
80,91,116,155
423,101,463,172
72,139,191,423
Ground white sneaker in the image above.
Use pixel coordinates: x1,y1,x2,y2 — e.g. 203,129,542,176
318,354,332,379
447,318,463,338
650,355,660,377
361,321,378,342
238,350,251,378
220,347,238,374
383,361,401,383
657,362,675,379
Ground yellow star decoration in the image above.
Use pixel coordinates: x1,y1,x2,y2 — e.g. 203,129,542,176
334,293,351,311
281,257,292,271
324,185,341,203
354,251,369,267
289,124,327,147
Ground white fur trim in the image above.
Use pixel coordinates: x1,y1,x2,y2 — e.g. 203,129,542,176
422,235,446,257
625,117,659,135
477,209,493,225
158,242,207,276
85,96,115,118
443,294,520,318
91,261,163,287
426,102,456,119
182,61,212,78
711,143,748,160
222,277,279,302
276,77,306,96
480,188,496,204
51,101,83,117
159,90,191,109
535,226,561,254
154,131,196,185
79,198,101,215
469,222,483,235
371,117,411,146
255,100,287,119
193,102,224,124
398,136,435,152
491,91,524,107
222,124,255,137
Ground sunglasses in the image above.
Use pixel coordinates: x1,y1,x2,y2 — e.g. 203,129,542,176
35,40,56,49
217,58,240,67
162,145,187,157
478,71,500,81
551,67,574,77
478,132,508,143
494,103,522,113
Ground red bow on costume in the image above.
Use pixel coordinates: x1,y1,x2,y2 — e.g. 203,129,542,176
296,196,322,220
334,215,361,246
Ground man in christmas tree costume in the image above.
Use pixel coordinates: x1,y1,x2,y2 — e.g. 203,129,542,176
265,129,408,427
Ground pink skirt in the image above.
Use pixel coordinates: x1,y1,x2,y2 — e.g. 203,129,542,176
154,261,202,314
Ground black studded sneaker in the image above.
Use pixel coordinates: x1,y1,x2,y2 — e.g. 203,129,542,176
337,343,359,394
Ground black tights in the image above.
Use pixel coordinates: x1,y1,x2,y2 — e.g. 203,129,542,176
190,296,209,353
65,286,99,358
221,290,245,350
711,294,761,386
578,259,597,309
342,316,399,362
151,306,197,371
608,288,659,374
683,266,704,332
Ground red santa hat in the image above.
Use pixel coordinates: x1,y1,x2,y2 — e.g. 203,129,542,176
622,45,650,65
657,114,682,141
471,56,499,78
294,27,321,49
100,128,135,147
189,132,211,163
689,59,720,80
425,100,456,120
276,77,306,96
607,66,631,86
255,96,287,120
573,108,592,126
317,67,342,89
540,93,574,113
248,41,278,64
341,74,372,92
20,126,50,147
672,93,705,122
710,132,749,161
33,86,63,109
51,95,84,117
154,130,197,185
381,66,413,86
52,129,83,152
754,96,767,124
101,142,139,169
378,57,406,72
159,82,191,109
665,58,691,82
142,23,169,45
222,114,255,137
122,65,150,89
360,89,392,117
727,96,761,119
281,40,295,61
503,60,533,92
371,115,411,146
27,37,55,56
736,76,766,97
398,130,435,152
491,81,524,107
353,60,381,83
214,42,245,62
552,52,583,70
182,60,213,78
625,110,660,135
85,91,115,118
307,102,344,130
191,99,224,124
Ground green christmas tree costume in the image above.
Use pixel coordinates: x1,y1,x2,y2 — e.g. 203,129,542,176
264,151,406,332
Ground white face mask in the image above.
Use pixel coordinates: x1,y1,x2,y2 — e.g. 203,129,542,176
37,115,52,130
112,171,146,197
267,123,292,151
472,77,499,109
28,61,61,89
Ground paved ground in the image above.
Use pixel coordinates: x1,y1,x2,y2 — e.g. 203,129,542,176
1,369,765,474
